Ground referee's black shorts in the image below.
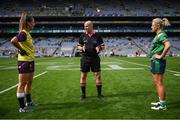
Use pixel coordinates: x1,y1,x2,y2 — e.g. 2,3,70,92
80,56,101,72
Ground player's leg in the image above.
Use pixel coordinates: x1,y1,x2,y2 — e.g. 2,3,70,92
17,73,34,112
151,74,166,110
158,74,166,103
151,74,160,104
150,60,160,106
22,61,37,106
151,60,166,110
17,61,35,112
25,72,38,106
155,74,166,108
157,60,166,103
17,74,27,110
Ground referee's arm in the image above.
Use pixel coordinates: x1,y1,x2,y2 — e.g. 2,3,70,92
77,35,85,52
99,43,105,50
77,44,85,51
97,34,105,51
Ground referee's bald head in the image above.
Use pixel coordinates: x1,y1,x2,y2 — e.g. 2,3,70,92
84,20,93,33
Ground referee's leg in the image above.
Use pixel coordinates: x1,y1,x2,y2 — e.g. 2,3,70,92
80,72,87,100
94,72,104,98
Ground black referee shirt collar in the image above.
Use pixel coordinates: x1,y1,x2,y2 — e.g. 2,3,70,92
86,30,96,37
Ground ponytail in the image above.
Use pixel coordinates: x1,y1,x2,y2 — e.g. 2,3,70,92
162,18,171,30
19,12,34,32
153,18,170,30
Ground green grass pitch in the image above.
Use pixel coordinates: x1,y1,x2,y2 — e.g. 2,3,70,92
0,57,180,119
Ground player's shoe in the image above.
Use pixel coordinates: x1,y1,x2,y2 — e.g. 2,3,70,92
19,107,34,113
151,105,167,110
151,101,160,106
80,95,86,101
26,102,38,107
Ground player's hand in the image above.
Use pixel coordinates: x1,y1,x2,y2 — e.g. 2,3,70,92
153,54,162,59
19,49,28,56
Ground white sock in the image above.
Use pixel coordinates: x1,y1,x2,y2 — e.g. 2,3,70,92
17,92,25,98
159,97,166,102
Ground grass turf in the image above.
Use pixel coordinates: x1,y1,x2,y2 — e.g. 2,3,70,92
0,57,180,119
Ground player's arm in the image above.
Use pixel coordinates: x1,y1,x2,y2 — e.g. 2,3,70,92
154,40,171,59
11,36,28,56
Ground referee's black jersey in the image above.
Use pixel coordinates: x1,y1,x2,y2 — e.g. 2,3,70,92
79,32,104,57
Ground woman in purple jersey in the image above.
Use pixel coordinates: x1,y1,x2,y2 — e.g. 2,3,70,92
11,12,37,113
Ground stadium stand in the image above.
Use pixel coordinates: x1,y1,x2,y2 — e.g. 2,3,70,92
0,37,179,57
0,0,179,17
0,0,179,57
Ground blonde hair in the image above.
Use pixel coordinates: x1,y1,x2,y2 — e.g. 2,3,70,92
152,18,171,30
19,12,34,32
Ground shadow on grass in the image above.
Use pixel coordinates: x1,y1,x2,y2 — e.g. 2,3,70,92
106,91,153,98
167,101,180,109
36,91,153,111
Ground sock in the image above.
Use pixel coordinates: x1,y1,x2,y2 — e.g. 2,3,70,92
26,94,31,103
159,97,166,107
158,97,161,101
160,100,166,107
80,83,86,96
17,93,25,108
96,84,102,96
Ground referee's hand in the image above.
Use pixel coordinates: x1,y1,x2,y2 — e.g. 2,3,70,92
96,46,100,53
82,45,86,52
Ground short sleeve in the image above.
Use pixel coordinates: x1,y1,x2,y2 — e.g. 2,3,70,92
16,32,27,42
159,33,168,43
97,34,104,45
78,34,84,45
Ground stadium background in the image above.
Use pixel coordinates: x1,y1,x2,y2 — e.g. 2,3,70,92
0,0,180,119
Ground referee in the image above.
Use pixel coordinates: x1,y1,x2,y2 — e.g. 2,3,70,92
77,20,105,100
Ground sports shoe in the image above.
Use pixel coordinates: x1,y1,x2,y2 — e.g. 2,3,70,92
26,102,38,107
80,95,86,100
151,101,160,106
151,105,167,110
80,95,86,101
19,107,34,113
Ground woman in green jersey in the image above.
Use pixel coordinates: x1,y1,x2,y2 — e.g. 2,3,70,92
150,18,171,110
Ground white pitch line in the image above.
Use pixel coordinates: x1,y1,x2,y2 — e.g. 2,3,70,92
111,58,180,74
0,71,48,94
174,74,180,77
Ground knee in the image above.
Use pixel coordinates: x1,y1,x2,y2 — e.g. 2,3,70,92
26,80,32,86
80,74,87,81
95,74,101,81
81,77,86,81
96,80,102,85
157,82,164,87
95,75,102,84
18,82,26,90
156,81,164,87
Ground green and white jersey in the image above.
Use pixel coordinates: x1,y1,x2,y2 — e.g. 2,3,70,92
150,31,168,60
